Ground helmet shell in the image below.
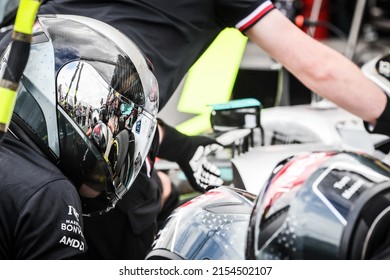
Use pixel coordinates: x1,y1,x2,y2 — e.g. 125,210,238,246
146,186,256,260
1,15,159,215
246,151,390,259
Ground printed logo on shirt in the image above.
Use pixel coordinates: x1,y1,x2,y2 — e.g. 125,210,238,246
61,219,85,238
59,236,85,252
58,205,85,252
68,205,80,221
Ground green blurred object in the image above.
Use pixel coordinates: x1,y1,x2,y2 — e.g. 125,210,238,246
175,28,248,135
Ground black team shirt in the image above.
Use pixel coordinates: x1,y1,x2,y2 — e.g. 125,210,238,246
0,134,86,259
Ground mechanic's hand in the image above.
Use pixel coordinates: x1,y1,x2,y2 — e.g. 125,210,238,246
186,142,224,191
157,120,224,192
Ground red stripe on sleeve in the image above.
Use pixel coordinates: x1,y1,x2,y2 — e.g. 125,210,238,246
239,5,275,32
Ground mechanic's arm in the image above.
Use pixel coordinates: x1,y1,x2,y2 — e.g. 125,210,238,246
245,9,387,125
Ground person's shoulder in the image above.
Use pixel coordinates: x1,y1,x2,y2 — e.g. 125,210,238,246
0,135,71,197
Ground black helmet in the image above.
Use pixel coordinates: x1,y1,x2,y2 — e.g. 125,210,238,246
146,186,256,260
0,15,159,215
246,151,390,260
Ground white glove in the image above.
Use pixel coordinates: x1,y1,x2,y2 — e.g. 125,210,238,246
189,143,224,190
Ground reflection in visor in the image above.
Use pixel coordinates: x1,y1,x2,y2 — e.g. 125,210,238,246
57,60,157,215
57,60,142,151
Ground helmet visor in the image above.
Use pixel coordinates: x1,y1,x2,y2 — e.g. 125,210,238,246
57,59,157,214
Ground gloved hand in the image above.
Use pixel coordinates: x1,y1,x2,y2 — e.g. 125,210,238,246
364,94,390,137
157,120,224,193
181,139,223,191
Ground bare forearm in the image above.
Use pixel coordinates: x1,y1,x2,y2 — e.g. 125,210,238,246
246,9,386,124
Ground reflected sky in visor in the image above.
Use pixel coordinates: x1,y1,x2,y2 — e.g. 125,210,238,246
59,61,119,110
57,60,144,138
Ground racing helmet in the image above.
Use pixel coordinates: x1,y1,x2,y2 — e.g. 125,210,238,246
246,151,390,259
146,186,256,260
0,14,159,215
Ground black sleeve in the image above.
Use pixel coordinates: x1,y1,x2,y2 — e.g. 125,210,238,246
14,179,87,260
